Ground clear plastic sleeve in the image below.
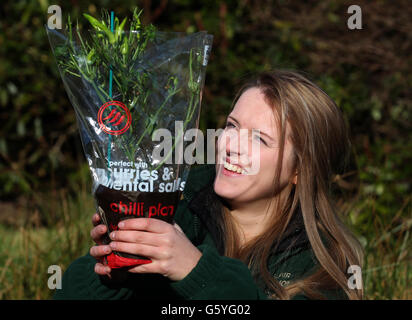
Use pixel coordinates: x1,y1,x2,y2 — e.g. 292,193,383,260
46,17,213,268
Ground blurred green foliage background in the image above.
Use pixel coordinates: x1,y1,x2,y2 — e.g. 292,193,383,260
0,0,410,299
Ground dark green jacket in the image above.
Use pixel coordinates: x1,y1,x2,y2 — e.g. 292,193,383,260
54,164,343,300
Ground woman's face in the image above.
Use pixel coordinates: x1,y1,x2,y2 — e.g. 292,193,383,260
214,87,296,206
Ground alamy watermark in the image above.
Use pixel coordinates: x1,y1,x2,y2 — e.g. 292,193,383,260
150,121,261,174
47,5,62,30
347,265,363,290
47,265,62,290
347,5,362,30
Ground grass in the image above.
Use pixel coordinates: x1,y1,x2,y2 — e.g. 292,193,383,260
363,220,411,299
0,187,95,299
0,177,410,299
344,194,411,299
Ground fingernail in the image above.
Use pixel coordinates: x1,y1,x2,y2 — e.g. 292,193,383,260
118,222,124,229
110,232,115,239
110,242,116,249
104,246,111,254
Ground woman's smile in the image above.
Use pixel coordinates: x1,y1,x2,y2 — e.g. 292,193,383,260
222,158,247,176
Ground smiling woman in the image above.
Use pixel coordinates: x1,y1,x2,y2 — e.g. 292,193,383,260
213,70,364,299
55,70,363,300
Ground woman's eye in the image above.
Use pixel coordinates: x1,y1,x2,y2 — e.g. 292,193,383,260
258,136,267,145
253,134,267,146
225,122,268,146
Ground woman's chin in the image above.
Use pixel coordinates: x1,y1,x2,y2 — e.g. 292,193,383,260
214,180,242,201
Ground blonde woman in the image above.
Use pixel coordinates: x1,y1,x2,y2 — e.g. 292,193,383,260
55,70,363,300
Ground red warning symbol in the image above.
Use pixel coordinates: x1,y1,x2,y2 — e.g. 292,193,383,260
97,101,131,135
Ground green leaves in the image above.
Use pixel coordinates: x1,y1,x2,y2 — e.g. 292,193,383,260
116,17,127,43
57,10,158,106
187,49,199,93
121,37,128,55
56,9,200,168
83,13,115,44
86,48,95,64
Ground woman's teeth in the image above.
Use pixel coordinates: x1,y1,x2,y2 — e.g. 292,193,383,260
224,161,246,174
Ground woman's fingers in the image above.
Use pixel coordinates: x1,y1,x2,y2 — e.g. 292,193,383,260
109,230,164,247
91,213,112,277
90,224,107,244
118,217,172,234
92,213,101,227
127,261,164,276
94,262,111,276
90,244,112,258
109,241,164,260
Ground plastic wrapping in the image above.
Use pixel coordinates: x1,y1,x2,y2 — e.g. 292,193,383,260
46,12,213,268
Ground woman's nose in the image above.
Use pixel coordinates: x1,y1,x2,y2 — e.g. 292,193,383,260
225,129,239,153
224,129,250,159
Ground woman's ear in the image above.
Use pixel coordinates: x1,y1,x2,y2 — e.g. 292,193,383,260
292,170,298,185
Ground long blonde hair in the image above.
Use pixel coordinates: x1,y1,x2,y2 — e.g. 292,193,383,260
222,70,363,299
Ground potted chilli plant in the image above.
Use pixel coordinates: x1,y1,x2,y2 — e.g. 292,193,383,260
46,9,213,268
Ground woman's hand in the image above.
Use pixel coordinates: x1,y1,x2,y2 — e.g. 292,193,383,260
89,213,112,276
108,218,202,281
